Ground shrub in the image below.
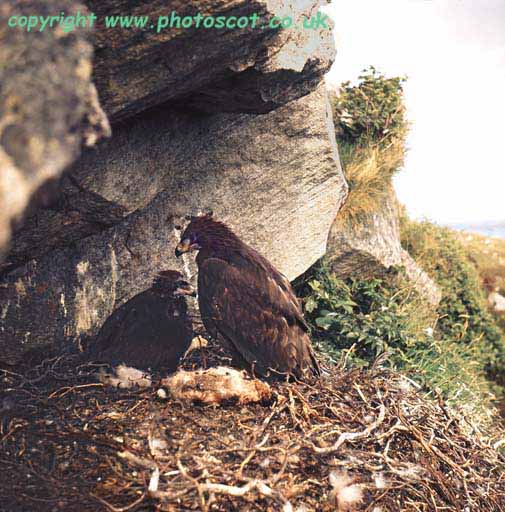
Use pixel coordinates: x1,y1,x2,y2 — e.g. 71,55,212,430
332,66,408,147
455,230,505,298
331,67,408,222
304,270,418,366
400,218,505,387
298,262,499,423
319,67,505,422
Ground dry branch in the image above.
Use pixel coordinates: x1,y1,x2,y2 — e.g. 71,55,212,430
1,344,504,511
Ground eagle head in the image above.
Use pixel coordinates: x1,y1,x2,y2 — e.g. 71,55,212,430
175,212,237,258
175,225,202,257
152,270,195,297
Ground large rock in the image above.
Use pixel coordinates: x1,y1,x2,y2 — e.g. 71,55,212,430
0,0,110,260
87,0,335,119
327,186,441,306
0,84,347,365
0,0,334,260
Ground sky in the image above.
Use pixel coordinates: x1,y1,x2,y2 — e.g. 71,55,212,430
322,0,505,225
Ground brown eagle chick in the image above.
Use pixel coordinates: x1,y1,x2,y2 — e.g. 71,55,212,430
89,270,194,374
175,214,319,380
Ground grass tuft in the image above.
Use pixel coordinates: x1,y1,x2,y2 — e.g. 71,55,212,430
331,66,408,224
337,138,405,224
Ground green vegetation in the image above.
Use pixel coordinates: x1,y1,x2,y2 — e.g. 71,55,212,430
298,262,499,422
400,218,505,388
333,66,407,146
331,67,408,223
309,68,505,423
457,231,505,333
456,230,505,296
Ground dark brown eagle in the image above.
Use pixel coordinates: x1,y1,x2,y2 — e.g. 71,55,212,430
175,214,319,380
89,270,194,372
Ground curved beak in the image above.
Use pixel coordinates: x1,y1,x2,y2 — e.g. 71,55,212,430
175,239,200,258
175,239,191,258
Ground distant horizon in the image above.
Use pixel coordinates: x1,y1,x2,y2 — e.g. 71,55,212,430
393,218,505,239
447,220,505,239
398,218,505,238
448,220,505,227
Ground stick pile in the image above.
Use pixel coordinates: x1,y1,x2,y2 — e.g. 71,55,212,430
1,346,504,511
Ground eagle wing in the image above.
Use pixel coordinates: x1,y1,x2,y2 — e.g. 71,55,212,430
199,257,317,378
91,293,190,370
91,297,144,365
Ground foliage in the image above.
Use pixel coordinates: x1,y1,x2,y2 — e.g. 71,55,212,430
333,66,408,147
318,67,505,422
304,272,415,366
298,262,499,422
400,218,505,387
331,67,408,223
455,230,505,296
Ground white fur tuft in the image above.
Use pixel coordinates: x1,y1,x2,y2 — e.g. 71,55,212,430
329,471,364,511
99,365,152,389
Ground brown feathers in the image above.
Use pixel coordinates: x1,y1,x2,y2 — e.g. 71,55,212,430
89,271,194,372
177,215,319,380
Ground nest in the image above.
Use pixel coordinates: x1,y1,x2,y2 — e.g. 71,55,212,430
1,343,504,512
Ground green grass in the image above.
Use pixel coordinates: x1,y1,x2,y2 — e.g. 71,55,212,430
297,261,501,425
453,228,505,335
320,66,505,425
400,218,505,388
455,230,505,296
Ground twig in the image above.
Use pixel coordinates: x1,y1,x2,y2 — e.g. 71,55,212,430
308,404,386,454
